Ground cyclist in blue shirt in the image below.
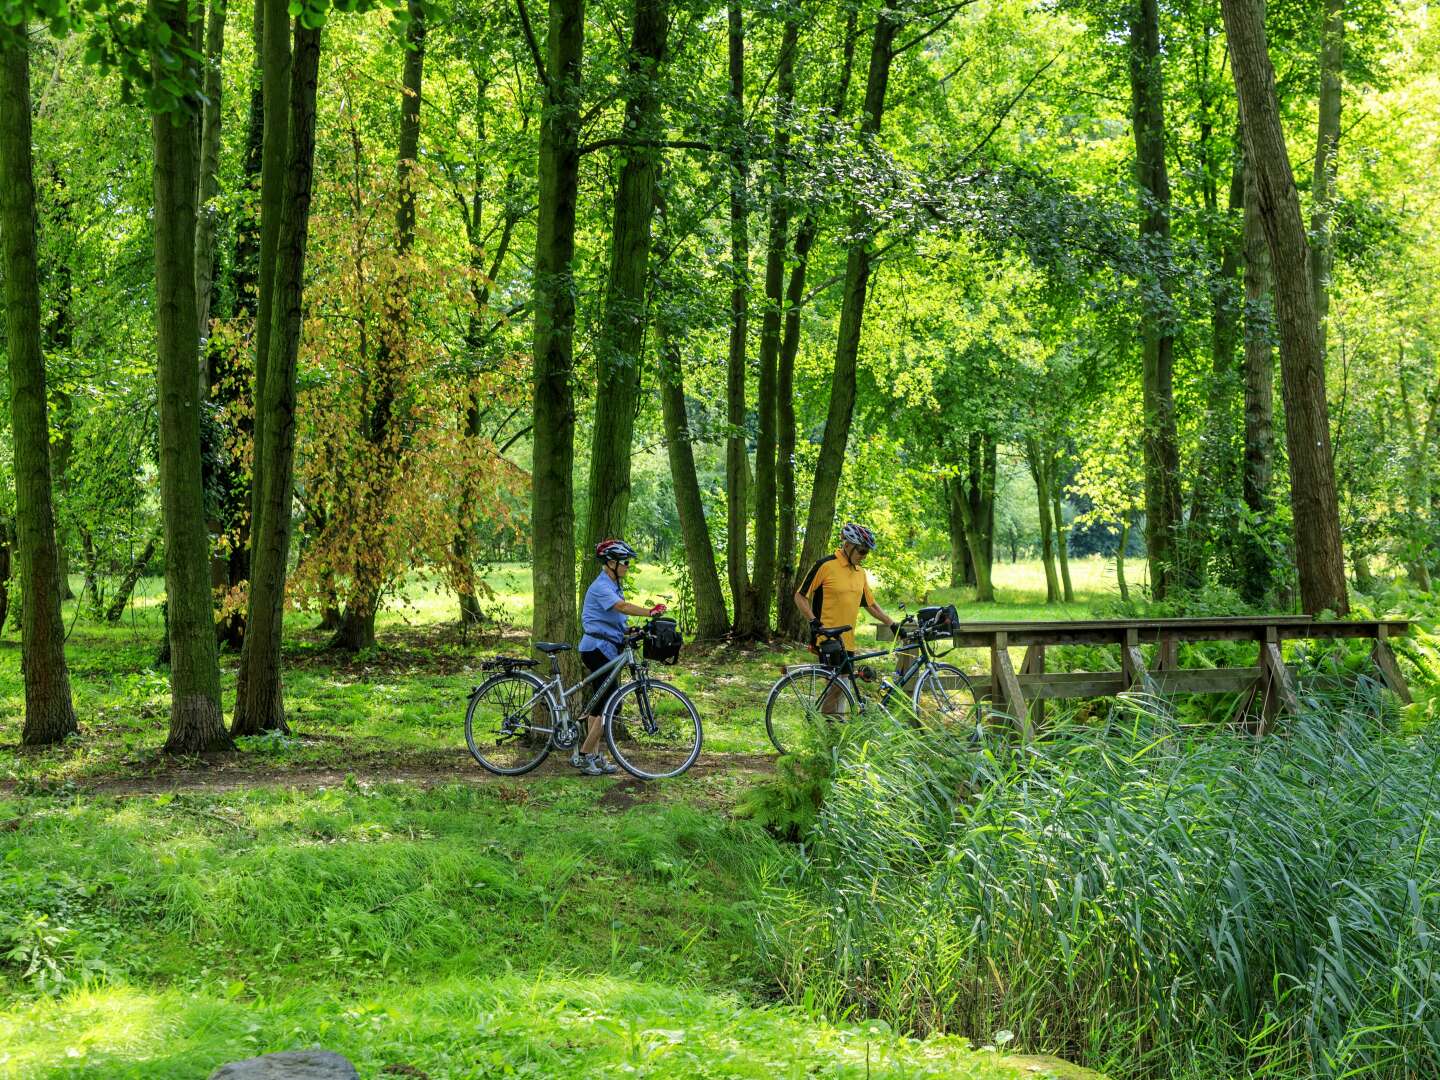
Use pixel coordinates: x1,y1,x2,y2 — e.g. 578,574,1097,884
575,538,665,775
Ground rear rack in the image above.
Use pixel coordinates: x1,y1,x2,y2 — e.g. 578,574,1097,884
481,656,539,671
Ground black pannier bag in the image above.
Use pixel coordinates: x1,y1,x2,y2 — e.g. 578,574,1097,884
643,617,684,665
817,637,849,670
916,604,961,652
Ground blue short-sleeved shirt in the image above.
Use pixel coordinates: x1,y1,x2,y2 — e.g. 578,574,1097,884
579,571,628,659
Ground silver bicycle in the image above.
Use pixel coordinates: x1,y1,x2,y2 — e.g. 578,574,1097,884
464,621,702,780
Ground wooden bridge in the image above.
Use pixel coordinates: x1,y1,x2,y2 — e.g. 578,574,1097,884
935,616,1413,738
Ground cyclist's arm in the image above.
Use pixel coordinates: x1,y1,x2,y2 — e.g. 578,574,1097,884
611,600,654,618
793,589,817,622
865,598,897,631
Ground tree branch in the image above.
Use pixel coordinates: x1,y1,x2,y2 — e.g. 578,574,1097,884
512,0,548,90
577,136,715,156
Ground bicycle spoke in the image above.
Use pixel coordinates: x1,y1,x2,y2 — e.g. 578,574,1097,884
466,674,553,774
607,680,701,779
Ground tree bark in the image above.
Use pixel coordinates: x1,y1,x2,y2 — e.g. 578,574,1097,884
233,16,322,734
1116,518,1131,603
1240,154,1275,604
745,13,797,640
149,0,230,753
791,9,901,613
949,472,995,603
104,539,159,624
1129,0,1182,599
1310,0,1343,360
724,0,751,636
1221,0,1350,614
657,338,729,639
584,0,667,553
529,0,585,672
775,10,856,641
1,33,78,745
195,0,227,394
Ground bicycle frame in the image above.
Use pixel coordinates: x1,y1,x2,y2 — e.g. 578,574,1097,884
811,616,948,713
487,645,640,745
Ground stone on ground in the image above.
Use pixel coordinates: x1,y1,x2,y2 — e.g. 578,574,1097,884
208,1049,359,1079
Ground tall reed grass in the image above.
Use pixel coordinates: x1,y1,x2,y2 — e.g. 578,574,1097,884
755,677,1440,1079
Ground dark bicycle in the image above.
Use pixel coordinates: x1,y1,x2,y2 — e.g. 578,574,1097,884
464,617,701,780
763,605,981,755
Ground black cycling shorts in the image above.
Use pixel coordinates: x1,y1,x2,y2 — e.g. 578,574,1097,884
580,648,624,716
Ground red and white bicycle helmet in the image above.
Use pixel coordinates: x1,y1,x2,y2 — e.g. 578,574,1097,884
595,538,637,563
840,522,876,551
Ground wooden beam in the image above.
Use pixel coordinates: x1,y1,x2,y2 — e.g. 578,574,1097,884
991,631,1030,739
1260,627,1299,723
1371,625,1413,705
1022,644,1046,729
1122,629,1157,695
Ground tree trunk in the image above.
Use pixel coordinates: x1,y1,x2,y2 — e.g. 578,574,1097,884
724,0,752,636
234,0,291,710
41,173,76,605
1240,153,1275,604
658,338,729,639
584,0,667,554
1,35,78,745
775,10,856,641
1129,0,1181,599
104,539,159,623
1026,441,1060,604
791,9,901,610
946,478,967,589
328,0,425,650
1116,518,1131,603
746,13,797,640
149,0,230,753
195,0,226,393
530,0,585,673
233,16,322,734
1221,0,1349,614
1189,155,1245,580
1053,476,1074,604
1310,0,1343,360
949,474,995,603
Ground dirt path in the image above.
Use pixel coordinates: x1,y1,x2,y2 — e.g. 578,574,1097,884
1,748,776,797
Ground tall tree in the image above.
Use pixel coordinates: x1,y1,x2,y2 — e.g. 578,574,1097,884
194,0,226,391
583,0,668,552
232,7,324,733
1310,0,1343,360
744,11,797,640
724,0,750,635
1,27,78,746
233,0,292,712
330,0,426,651
1220,0,1349,614
790,7,901,612
528,0,585,666
1240,153,1275,603
148,0,230,752
776,9,856,640
1128,0,1181,598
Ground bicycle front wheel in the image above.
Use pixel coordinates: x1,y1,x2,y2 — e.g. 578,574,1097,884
764,666,855,756
912,662,982,737
605,679,702,780
465,671,555,776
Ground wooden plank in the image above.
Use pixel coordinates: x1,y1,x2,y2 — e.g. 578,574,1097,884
1260,630,1299,721
950,617,1411,651
1153,636,1178,671
1121,629,1157,695
1371,625,1413,705
1152,667,1262,694
991,631,1030,739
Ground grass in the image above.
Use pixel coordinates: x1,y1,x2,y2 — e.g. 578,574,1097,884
753,671,1440,1080
0,782,1083,1079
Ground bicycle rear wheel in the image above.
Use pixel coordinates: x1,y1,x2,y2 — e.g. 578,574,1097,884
605,678,702,780
764,666,855,756
912,663,982,737
465,671,554,775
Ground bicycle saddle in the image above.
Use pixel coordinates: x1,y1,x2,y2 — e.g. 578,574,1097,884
816,625,852,638
533,642,573,654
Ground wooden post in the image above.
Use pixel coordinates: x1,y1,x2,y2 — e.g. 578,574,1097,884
1259,625,1298,727
1022,643,1045,730
1122,628,1155,695
1371,625,1413,705
992,630,1029,739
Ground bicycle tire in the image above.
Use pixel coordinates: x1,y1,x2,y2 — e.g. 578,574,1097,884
604,678,702,780
764,665,855,756
912,662,983,737
464,670,555,776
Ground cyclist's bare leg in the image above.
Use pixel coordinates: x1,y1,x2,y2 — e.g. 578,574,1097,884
581,715,604,755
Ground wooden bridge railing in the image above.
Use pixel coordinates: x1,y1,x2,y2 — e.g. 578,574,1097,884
927,616,1411,739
